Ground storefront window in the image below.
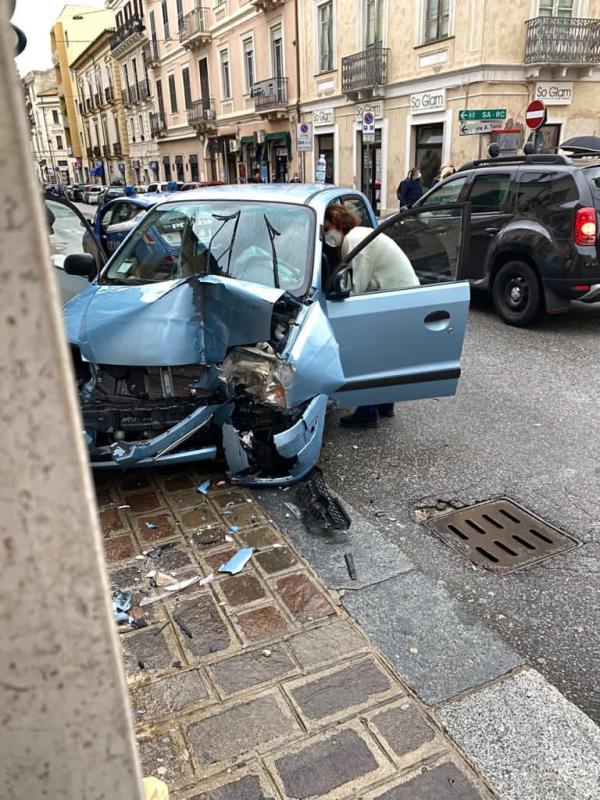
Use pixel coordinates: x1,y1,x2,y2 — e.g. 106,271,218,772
414,124,443,190
316,133,334,183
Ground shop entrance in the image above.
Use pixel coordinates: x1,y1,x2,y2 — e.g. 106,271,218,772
175,155,184,182
316,133,334,183
414,123,443,190
190,154,199,182
360,128,382,217
274,146,288,183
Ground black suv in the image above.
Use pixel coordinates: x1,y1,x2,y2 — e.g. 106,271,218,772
416,154,600,326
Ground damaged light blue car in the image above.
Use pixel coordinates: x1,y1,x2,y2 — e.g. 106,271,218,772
62,184,471,485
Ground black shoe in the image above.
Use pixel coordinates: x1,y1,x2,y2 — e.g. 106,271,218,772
340,407,379,429
378,403,395,418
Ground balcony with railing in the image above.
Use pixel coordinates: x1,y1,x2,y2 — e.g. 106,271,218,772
524,16,600,67
179,8,211,49
143,39,160,68
150,111,167,138
93,92,101,108
137,79,151,102
342,46,389,98
93,145,101,158
110,15,145,57
252,77,288,114
104,85,114,103
187,97,216,129
123,84,139,107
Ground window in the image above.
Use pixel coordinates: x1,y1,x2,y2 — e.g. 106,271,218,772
318,1,334,72
156,78,165,115
421,175,468,206
138,114,144,140
162,0,170,39
176,0,184,30
516,172,578,213
364,0,383,47
539,0,574,17
271,26,283,78
341,195,372,227
424,0,450,44
242,38,255,94
56,134,63,150
52,109,59,124
220,49,231,99
467,174,511,213
182,67,192,109
168,74,178,112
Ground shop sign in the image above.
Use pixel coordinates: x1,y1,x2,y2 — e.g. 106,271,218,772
410,88,446,115
354,101,383,121
534,81,573,106
313,108,334,126
297,121,313,152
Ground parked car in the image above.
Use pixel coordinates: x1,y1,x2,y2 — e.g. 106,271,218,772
146,181,183,193
180,181,225,191
62,184,470,484
84,185,104,204
134,184,148,193
88,193,172,253
416,151,600,326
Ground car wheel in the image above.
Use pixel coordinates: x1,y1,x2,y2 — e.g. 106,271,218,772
492,260,542,327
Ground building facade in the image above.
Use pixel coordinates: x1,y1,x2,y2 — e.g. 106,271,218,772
23,70,76,185
71,29,133,184
107,0,160,185
137,0,301,185
50,4,116,183
299,0,600,216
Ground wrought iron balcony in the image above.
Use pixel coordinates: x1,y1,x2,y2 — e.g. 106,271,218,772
143,39,160,68
150,111,167,138
86,146,94,159
342,46,389,96
179,8,211,49
252,77,288,112
93,145,101,158
104,85,114,103
187,97,216,128
123,84,139,106
113,142,122,156
525,16,600,65
110,15,145,55
137,80,151,102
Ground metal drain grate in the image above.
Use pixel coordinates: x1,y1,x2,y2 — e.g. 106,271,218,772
426,498,577,572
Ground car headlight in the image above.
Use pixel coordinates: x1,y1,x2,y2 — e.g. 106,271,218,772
221,346,292,408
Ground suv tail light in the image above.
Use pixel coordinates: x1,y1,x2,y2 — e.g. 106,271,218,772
575,207,597,246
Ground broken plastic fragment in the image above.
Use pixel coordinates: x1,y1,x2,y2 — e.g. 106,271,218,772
165,575,202,593
283,501,302,519
139,574,214,606
224,534,233,543
218,548,254,575
145,522,158,530
112,590,134,624
197,479,211,494
229,525,240,533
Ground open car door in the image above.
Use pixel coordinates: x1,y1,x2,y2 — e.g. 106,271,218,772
327,203,471,408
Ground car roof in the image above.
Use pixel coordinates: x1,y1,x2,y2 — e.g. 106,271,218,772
457,154,600,173
150,182,366,212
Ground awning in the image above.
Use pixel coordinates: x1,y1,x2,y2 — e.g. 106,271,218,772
240,135,254,146
265,131,291,158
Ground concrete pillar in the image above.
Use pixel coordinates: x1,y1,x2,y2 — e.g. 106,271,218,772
0,7,144,799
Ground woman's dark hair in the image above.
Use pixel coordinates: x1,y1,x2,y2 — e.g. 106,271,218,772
325,204,359,234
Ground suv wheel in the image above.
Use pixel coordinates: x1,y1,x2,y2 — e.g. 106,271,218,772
492,261,542,327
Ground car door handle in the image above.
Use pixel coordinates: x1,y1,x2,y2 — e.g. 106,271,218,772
485,227,499,235
424,310,451,331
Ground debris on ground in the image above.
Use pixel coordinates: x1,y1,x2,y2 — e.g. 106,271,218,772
296,469,351,531
112,590,134,624
344,553,357,581
145,522,158,530
146,542,177,560
218,548,254,575
197,479,211,494
262,649,272,657
145,569,176,588
139,574,214,606
174,616,193,639
143,776,169,800
283,501,302,519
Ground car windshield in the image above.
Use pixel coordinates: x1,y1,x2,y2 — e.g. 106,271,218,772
100,199,314,293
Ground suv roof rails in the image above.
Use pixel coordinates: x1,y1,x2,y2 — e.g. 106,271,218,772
457,154,572,171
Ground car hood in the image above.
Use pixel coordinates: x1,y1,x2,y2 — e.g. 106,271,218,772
64,275,284,366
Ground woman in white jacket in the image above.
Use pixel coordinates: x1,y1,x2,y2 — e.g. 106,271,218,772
323,204,420,428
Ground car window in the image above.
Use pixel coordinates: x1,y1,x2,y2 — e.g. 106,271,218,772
583,166,600,204
516,171,578,212
421,175,468,207
344,206,467,292
100,200,315,295
340,196,373,228
111,202,144,225
46,197,102,271
467,173,511,213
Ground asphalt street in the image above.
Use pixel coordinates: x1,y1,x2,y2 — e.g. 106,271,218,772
320,293,600,725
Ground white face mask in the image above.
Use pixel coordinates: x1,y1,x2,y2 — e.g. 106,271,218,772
324,229,343,248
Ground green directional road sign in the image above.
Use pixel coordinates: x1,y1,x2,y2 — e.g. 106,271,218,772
458,109,507,122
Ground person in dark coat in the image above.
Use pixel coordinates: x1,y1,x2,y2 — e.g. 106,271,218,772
397,167,423,208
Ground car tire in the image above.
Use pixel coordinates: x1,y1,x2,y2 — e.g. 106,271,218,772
492,260,542,327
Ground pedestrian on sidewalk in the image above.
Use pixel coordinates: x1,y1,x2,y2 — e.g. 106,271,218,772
324,203,420,429
397,167,423,209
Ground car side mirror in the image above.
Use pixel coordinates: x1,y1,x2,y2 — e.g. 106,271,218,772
64,253,97,280
328,265,353,301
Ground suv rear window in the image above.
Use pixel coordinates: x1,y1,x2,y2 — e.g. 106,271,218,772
468,174,510,212
516,172,578,212
584,167,600,204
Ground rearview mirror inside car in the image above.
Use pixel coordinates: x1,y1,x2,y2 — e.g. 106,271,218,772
64,253,97,280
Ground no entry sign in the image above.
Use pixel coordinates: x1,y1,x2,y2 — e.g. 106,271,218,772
525,99,546,130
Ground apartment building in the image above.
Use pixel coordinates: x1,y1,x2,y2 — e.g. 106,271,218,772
71,29,132,183
50,4,116,183
23,70,75,184
138,0,300,184
299,0,600,215
107,0,160,184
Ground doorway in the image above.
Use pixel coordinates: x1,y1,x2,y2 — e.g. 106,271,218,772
360,128,382,216
414,123,443,190
316,133,334,183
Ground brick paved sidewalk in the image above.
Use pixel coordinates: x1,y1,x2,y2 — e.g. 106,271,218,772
98,467,495,800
